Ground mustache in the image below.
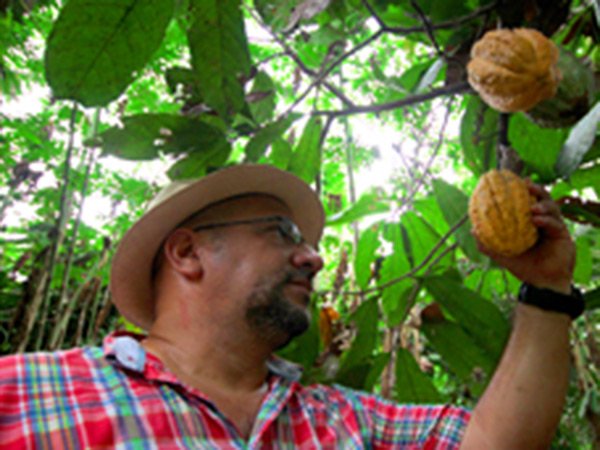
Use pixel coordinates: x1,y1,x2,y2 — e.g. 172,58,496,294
282,267,315,284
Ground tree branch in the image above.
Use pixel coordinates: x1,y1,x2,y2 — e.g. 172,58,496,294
384,2,499,34
247,6,355,110
409,0,447,59
314,81,471,118
322,215,467,297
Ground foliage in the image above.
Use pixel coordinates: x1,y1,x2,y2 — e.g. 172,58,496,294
1,0,599,447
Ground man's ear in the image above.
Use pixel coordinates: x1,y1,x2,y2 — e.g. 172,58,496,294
162,229,204,280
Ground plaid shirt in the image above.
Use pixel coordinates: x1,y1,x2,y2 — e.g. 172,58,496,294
0,332,470,449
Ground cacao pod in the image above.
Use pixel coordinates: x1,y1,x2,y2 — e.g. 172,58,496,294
467,28,561,113
525,48,595,128
469,170,538,256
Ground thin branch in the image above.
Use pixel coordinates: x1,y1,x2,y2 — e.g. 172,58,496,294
32,103,79,351
247,6,355,111
409,0,447,59
314,81,471,118
321,215,467,297
401,98,455,206
384,1,499,34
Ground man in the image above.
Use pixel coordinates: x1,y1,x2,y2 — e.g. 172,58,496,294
0,164,584,449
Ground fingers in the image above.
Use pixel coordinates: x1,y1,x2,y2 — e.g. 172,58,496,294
532,199,562,220
531,214,569,239
526,180,551,201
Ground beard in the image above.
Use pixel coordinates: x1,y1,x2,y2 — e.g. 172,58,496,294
245,270,311,349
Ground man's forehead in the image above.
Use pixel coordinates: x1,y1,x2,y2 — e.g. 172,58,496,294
184,194,292,226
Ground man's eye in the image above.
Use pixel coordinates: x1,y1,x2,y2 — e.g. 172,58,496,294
275,224,291,241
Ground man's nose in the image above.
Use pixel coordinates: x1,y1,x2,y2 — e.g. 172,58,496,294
290,244,324,276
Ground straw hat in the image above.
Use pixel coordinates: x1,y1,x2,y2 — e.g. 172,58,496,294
110,164,325,330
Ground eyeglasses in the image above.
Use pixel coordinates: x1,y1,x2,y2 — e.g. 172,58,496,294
191,215,305,245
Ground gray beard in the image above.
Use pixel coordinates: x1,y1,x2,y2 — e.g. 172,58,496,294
245,271,311,349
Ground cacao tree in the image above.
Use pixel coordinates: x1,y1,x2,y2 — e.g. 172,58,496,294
1,0,599,447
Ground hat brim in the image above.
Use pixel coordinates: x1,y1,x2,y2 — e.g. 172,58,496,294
110,164,325,330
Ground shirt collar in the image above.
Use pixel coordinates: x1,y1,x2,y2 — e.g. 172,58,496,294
103,331,303,383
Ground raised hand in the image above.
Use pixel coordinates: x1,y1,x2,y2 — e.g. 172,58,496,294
475,181,575,294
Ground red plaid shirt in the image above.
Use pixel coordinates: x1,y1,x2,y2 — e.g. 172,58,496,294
0,332,470,449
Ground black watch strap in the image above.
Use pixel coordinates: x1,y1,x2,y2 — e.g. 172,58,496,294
518,283,585,320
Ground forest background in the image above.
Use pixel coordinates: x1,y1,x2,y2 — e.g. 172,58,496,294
1,0,599,447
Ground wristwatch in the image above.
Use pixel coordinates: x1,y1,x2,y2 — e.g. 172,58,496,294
518,283,585,320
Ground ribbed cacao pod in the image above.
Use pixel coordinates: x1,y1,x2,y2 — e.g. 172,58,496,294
467,28,561,113
525,49,595,128
469,170,538,256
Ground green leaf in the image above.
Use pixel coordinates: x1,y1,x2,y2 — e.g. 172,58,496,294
248,71,276,124
509,113,569,182
244,114,300,163
585,287,600,311
394,348,443,404
99,114,181,160
165,66,203,103
364,352,391,391
99,114,227,160
287,117,323,183
423,273,510,362
401,211,452,272
432,179,481,262
379,225,413,325
187,0,251,118
166,141,231,180
337,299,379,378
269,138,294,169
416,58,444,92
574,236,592,285
397,60,435,92
568,164,600,195
45,0,174,106
326,192,390,226
277,303,321,371
460,95,498,176
556,102,600,178
422,317,496,396
354,225,380,290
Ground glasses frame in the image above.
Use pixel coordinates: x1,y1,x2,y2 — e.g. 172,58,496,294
191,215,305,245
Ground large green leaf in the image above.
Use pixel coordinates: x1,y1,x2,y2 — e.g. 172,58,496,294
45,0,174,106
166,141,231,180
99,114,228,160
354,225,380,290
401,211,452,273
248,70,276,124
269,138,294,170
277,303,321,371
287,117,323,183
337,299,379,378
99,113,180,160
394,348,443,404
364,352,391,391
379,224,413,325
326,192,390,226
568,164,600,195
460,95,498,176
574,236,592,285
244,114,300,163
585,287,600,311
509,113,569,182
187,0,251,118
423,273,510,361
555,102,600,178
432,179,481,262
422,315,496,396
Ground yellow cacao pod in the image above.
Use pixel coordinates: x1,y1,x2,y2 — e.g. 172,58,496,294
469,170,538,256
467,28,561,113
